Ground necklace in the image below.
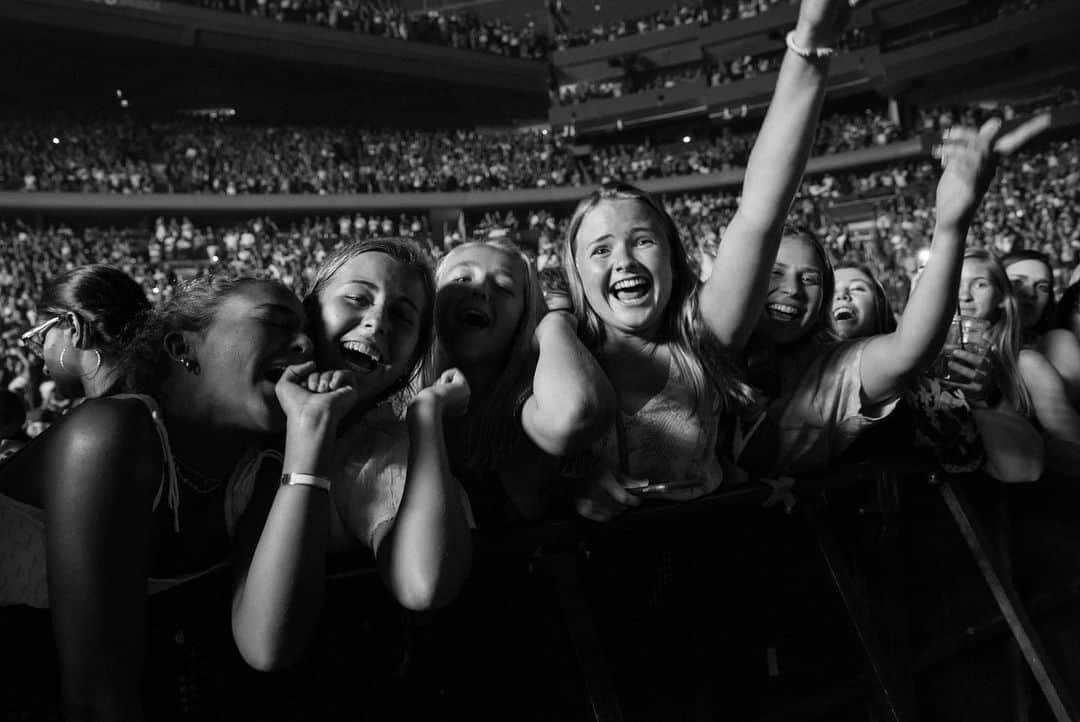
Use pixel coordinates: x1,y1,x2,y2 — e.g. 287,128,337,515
174,457,227,495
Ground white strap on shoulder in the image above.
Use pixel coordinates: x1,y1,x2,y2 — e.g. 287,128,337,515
112,394,181,533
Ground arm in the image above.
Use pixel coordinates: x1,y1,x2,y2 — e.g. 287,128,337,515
699,0,849,350
1018,349,1080,476
231,365,357,672
374,369,473,610
41,399,162,721
1041,329,1080,409
521,311,615,456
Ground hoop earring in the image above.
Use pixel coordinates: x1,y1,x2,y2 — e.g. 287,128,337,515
59,347,68,372
81,350,103,379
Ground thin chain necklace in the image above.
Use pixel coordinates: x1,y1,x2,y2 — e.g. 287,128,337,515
174,456,227,495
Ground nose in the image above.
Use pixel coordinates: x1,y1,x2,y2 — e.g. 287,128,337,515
959,284,973,301
289,332,314,362
834,286,851,302
780,273,805,300
362,302,390,336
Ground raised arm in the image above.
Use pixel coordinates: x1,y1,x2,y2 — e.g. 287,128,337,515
700,0,851,350
373,368,473,610
860,116,1050,404
521,309,615,456
39,398,162,721
231,363,358,672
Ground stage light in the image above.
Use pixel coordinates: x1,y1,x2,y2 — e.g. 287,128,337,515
116,89,123,98
682,135,691,143
917,248,931,265
52,137,60,145
120,99,129,108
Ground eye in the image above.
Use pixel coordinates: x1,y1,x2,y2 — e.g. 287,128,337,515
801,272,822,286
1036,282,1051,295
634,236,656,247
590,244,610,257
973,279,991,291
770,267,784,278
346,294,372,308
452,275,472,284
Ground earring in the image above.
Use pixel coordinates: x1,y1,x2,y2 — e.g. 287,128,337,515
81,350,103,379
181,357,201,376
59,347,68,372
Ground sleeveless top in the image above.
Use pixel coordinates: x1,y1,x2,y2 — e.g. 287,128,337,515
0,394,281,609
594,354,726,501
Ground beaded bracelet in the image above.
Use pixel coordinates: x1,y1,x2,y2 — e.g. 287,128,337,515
785,30,836,60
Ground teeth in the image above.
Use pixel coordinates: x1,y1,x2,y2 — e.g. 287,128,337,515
612,278,649,292
342,340,382,363
768,304,800,316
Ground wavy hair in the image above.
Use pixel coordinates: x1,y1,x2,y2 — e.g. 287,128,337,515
964,249,1033,416
424,240,545,471
304,238,436,403
561,183,751,415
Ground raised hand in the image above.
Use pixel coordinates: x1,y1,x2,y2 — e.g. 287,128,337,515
414,367,471,417
942,348,996,407
275,361,360,430
935,114,1051,230
792,0,859,48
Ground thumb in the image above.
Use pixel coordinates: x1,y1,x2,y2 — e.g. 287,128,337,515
280,361,317,384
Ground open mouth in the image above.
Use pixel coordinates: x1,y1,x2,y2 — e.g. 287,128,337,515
766,303,802,322
458,307,492,329
609,276,652,304
341,339,388,374
832,306,856,322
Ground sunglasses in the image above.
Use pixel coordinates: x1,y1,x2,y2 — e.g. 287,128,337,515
19,315,67,358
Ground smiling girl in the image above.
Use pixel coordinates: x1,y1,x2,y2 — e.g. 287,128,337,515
0,274,354,719
427,239,613,526
563,0,855,519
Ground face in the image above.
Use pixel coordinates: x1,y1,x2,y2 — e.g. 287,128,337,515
958,258,1004,322
436,245,527,367
315,252,428,404
758,236,825,345
573,198,674,340
1006,260,1053,331
191,283,312,433
830,268,879,340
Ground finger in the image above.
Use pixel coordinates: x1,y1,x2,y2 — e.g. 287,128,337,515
950,349,991,370
306,372,321,392
326,370,347,390
281,361,317,383
975,117,1003,151
607,473,644,506
946,361,980,380
317,373,331,393
993,113,1051,156
575,498,605,522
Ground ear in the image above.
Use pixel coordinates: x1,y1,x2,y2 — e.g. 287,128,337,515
68,313,87,349
162,331,191,364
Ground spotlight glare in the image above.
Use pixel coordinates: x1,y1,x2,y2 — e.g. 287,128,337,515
682,135,691,143
52,137,60,145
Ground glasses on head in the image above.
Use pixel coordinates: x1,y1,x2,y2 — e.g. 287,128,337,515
19,316,63,358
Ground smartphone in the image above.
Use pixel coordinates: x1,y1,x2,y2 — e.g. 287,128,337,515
628,479,705,496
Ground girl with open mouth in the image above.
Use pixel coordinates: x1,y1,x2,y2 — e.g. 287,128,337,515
562,0,857,521
740,115,1052,476
426,239,613,528
232,238,477,681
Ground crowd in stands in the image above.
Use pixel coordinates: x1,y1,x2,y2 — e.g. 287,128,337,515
552,0,797,50
179,0,550,59
4,132,1078,416
0,107,921,195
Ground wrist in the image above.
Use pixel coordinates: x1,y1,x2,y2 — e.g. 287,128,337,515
788,26,833,54
408,392,443,418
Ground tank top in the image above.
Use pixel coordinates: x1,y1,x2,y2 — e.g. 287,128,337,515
0,394,281,608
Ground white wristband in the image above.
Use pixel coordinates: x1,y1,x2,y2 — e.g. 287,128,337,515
785,30,835,60
280,472,331,492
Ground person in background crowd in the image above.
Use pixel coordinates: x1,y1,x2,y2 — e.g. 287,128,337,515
1004,250,1080,408
958,249,1080,475
0,390,27,461
0,274,353,720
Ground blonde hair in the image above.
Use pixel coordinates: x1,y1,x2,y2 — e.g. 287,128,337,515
964,249,1033,416
424,240,545,471
562,183,751,415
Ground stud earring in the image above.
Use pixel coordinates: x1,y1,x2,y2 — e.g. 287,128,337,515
181,357,200,376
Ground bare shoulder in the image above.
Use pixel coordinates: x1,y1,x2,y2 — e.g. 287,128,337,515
1018,348,1066,395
